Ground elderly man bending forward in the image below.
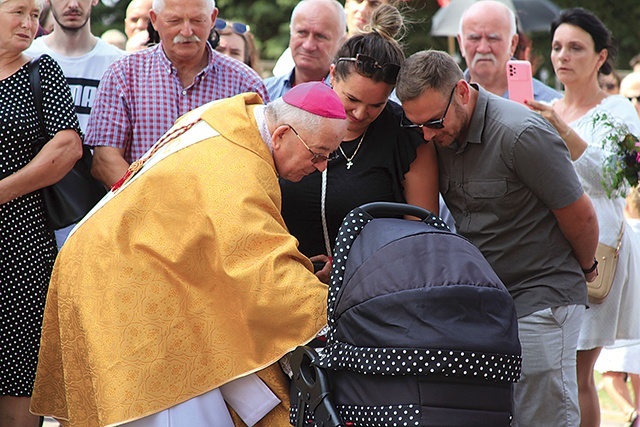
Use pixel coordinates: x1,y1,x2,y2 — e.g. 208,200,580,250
29,82,348,427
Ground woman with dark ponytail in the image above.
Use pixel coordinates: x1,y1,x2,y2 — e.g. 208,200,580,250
280,4,439,276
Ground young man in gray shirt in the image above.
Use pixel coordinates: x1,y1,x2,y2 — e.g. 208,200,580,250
396,49,599,427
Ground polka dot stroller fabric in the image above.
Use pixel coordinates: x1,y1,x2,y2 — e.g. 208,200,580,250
290,202,522,427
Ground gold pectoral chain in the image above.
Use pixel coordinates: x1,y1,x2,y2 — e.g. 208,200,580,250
112,119,201,191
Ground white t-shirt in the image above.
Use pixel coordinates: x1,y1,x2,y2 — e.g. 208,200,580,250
26,37,125,132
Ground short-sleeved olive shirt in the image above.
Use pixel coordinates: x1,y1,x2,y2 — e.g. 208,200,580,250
438,85,587,317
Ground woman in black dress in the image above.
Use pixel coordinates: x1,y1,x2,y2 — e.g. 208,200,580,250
280,4,439,276
0,0,82,424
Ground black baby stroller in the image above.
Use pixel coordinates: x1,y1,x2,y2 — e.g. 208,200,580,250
290,202,522,427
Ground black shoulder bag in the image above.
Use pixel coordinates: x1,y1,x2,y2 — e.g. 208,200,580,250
28,56,107,230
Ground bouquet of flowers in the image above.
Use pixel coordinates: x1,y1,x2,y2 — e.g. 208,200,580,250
592,113,640,198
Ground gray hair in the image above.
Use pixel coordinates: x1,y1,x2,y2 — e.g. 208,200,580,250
152,0,214,14
290,0,347,39
265,97,323,133
1,0,45,7
458,0,517,39
396,50,463,102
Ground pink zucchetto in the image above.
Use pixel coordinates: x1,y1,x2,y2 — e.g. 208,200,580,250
282,82,347,120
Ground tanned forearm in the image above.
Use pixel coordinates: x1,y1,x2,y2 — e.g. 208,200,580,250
552,193,599,270
91,146,130,188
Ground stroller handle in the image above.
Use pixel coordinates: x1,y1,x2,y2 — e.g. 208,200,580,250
359,201,435,221
358,202,450,231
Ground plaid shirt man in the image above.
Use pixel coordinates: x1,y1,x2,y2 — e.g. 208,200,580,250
85,43,269,163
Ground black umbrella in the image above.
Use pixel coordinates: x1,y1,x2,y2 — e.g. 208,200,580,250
513,0,562,33
431,0,562,36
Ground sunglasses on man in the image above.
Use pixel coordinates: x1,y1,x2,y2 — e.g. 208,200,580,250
400,85,457,131
336,53,400,85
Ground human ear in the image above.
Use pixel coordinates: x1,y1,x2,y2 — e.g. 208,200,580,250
509,33,519,57
329,64,336,86
457,80,471,103
597,49,609,72
211,8,219,27
456,34,465,57
271,125,290,150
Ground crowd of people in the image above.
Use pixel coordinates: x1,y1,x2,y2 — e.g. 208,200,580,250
1,0,640,426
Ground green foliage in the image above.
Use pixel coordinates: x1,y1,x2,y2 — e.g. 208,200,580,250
591,112,640,198
91,0,126,38
396,0,450,56
215,0,298,59
532,0,640,86
555,0,640,71
90,0,640,74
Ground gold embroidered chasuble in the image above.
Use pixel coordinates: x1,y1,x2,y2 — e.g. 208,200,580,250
30,93,327,426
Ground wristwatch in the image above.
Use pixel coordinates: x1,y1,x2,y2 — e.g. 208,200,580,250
582,258,598,274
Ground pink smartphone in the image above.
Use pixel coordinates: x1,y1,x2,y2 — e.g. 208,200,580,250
506,60,534,105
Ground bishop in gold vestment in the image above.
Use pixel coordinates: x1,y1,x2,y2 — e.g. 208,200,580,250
30,86,348,427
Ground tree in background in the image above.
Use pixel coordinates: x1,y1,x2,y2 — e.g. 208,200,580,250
91,0,125,38
538,0,640,74
90,0,638,74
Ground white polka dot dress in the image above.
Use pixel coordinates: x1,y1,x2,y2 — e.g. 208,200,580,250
0,55,80,396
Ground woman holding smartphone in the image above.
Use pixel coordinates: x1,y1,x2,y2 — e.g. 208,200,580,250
280,4,439,279
527,8,640,427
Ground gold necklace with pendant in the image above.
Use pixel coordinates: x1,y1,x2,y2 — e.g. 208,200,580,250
338,127,367,169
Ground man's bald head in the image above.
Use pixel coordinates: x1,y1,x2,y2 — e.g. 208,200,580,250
457,0,519,94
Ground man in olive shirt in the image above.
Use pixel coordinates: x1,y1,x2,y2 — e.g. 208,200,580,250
396,50,599,427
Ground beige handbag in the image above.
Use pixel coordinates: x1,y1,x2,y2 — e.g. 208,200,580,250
587,222,625,304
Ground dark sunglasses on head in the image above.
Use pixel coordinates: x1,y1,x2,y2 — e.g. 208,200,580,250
336,53,400,85
214,19,250,35
400,85,457,132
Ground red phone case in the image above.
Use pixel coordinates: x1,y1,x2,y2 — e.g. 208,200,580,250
506,60,534,105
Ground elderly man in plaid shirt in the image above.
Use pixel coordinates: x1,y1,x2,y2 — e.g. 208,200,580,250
87,0,268,188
